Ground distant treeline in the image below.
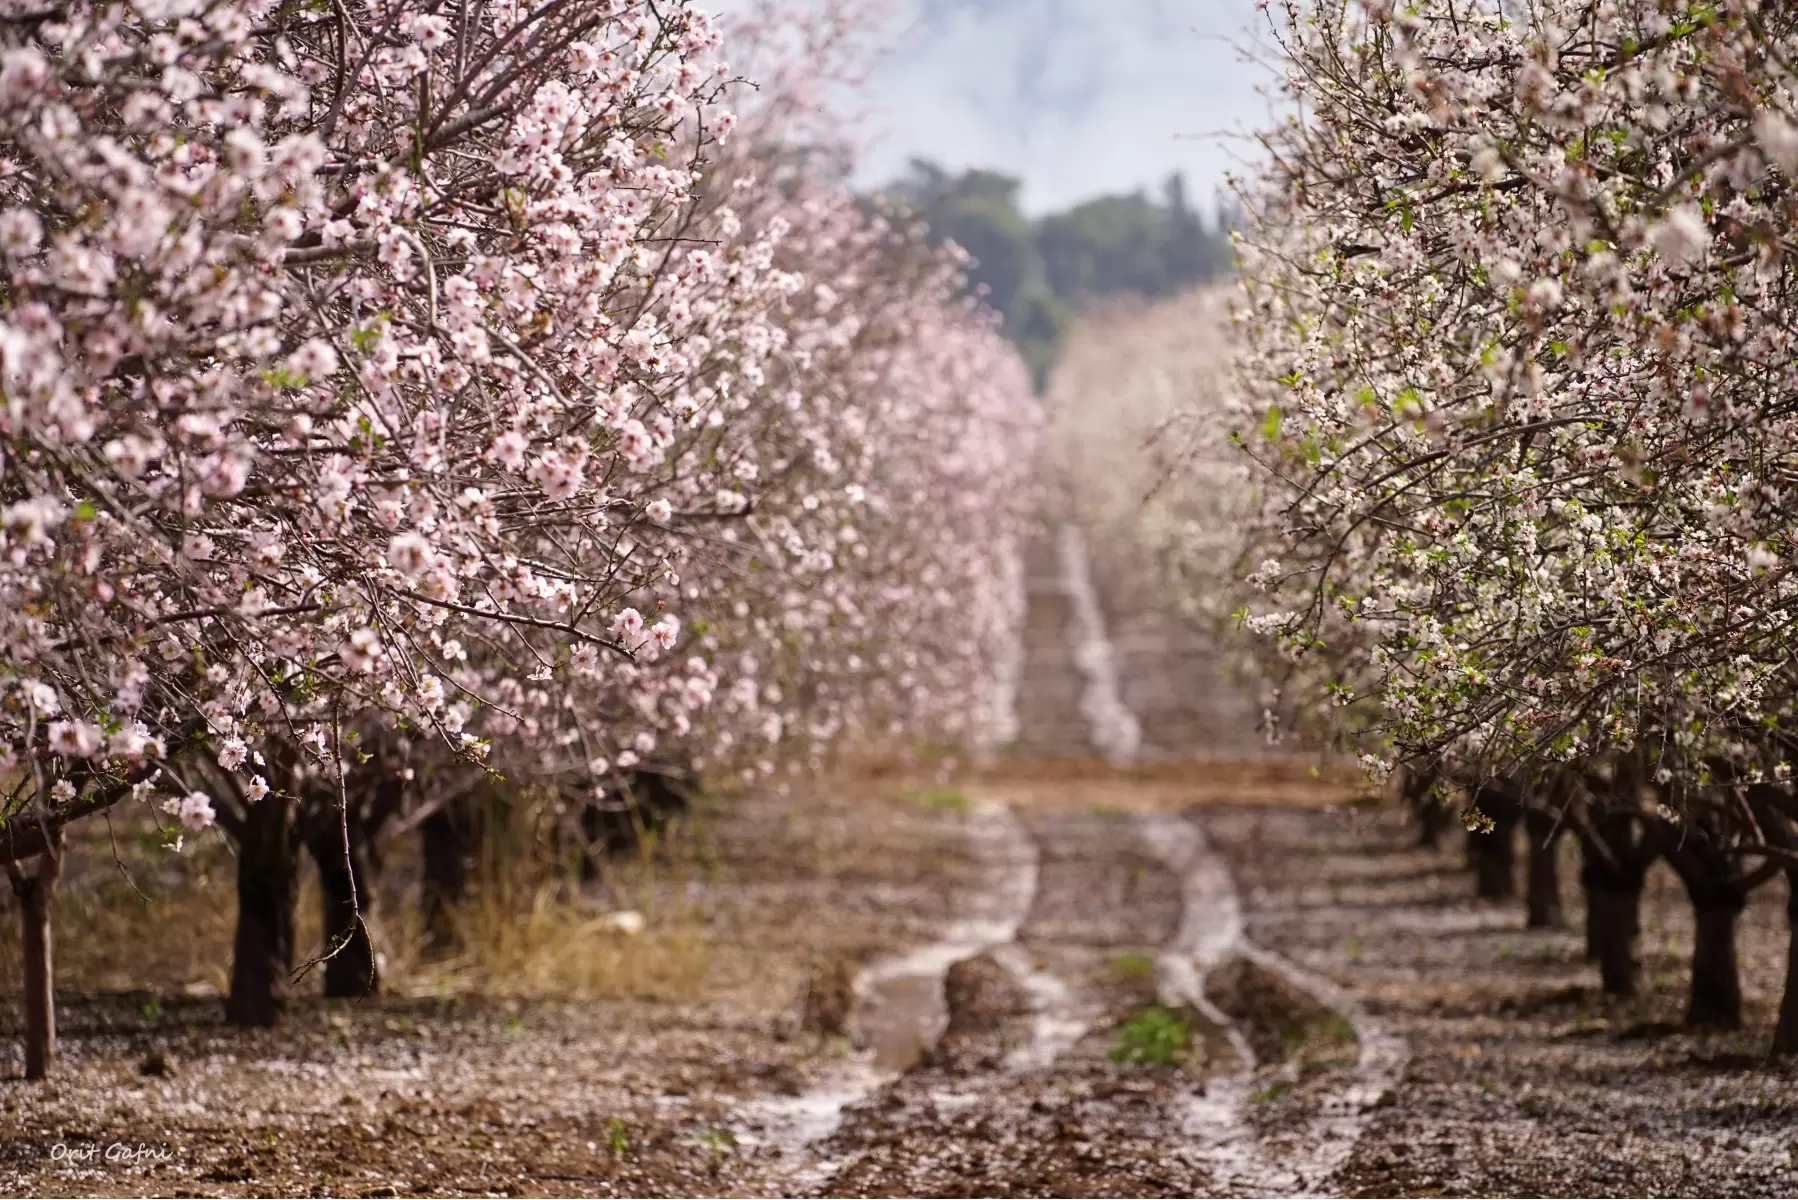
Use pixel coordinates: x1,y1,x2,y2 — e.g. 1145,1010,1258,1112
880,160,1238,388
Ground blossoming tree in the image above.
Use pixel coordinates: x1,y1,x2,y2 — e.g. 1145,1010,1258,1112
1,0,1035,1064
1227,0,1798,1037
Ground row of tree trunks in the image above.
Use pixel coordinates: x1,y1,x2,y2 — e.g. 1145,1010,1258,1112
1447,765,1766,1025
224,766,398,1025
15,753,701,1071
1474,769,1787,1032
1453,781,1567,930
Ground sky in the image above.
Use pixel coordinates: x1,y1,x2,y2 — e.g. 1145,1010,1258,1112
711,0,1280,215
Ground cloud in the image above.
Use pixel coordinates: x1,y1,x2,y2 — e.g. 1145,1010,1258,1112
845,0,1279,212
706,0,1277,212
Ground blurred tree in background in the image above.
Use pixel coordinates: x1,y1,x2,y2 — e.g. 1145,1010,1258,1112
882,160,1235,388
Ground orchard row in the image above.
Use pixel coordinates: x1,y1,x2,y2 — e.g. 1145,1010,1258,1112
1206,1,1798,1052
0,0,1036,1075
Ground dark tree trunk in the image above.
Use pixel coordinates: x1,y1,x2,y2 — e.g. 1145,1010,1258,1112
1524,810,1564,928
1403,768,1446,849
1587,883,1641,996
1469,789,1521,899
1578,809,1653,995
1740,787,1798,1056
18,878,53,1080
1776,879,1798,1056
227,793,300,1026
8,839,61,1080
1472,832,1516,898
421,806,470,956
1658,820,1755,1031
1687,902,1744,1030
309,827,378,998
1416,795,1448,849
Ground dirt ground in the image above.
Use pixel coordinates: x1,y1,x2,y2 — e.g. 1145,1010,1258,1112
0,773,993,1197
1205,801,1798,1198
5,516,1798,1197
14,764,1795,1198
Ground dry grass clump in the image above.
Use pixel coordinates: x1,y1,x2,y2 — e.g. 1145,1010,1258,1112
388,886,711,1003
380,815,716,1004
0,799,715,1008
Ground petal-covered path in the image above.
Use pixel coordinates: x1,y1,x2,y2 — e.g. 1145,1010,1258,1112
730,523,1403,1197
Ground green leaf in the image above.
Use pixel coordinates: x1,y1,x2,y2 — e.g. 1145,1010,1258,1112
1261,405,1283,442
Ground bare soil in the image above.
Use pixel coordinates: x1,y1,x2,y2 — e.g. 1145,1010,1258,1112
0,777,991,1197
1204,800,1798,1197
8,767,1798,1196
802,808,1231,1199
5,509,1797,1197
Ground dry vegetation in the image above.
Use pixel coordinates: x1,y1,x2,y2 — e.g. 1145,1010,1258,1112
972,756,1361,814
1,764,990,1013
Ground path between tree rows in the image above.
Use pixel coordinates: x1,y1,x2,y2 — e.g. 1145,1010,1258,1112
7,520,1798,1196
728,522,1402,1197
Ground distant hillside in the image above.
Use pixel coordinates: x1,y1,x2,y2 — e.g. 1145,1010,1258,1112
879,160,1237,387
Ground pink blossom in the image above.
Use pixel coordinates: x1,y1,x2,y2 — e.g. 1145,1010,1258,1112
387,531,435,578
611,608,645,641
47,720,102,758
1650,205,1709,267
176,791,216,831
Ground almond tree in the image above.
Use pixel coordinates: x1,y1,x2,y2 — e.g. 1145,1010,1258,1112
3,0,1037,1057
1225,0,1798,1031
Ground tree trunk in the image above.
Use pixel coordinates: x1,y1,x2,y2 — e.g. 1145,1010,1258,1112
421,806,470,956
1584,879,1601,961
1469,792,1520,899
1578,809,1652,994
1403,768,1445,849
1775,879,1798,1056
1524,811,1564,928
1586,882,1642,996
19,875,53,1080
227,793,299,1026
1416,795,1448,849
8,837,63,1080
1472,832,1516,898
1687,902,1744,1030
1658,821,1754,1031
309,828,378,998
